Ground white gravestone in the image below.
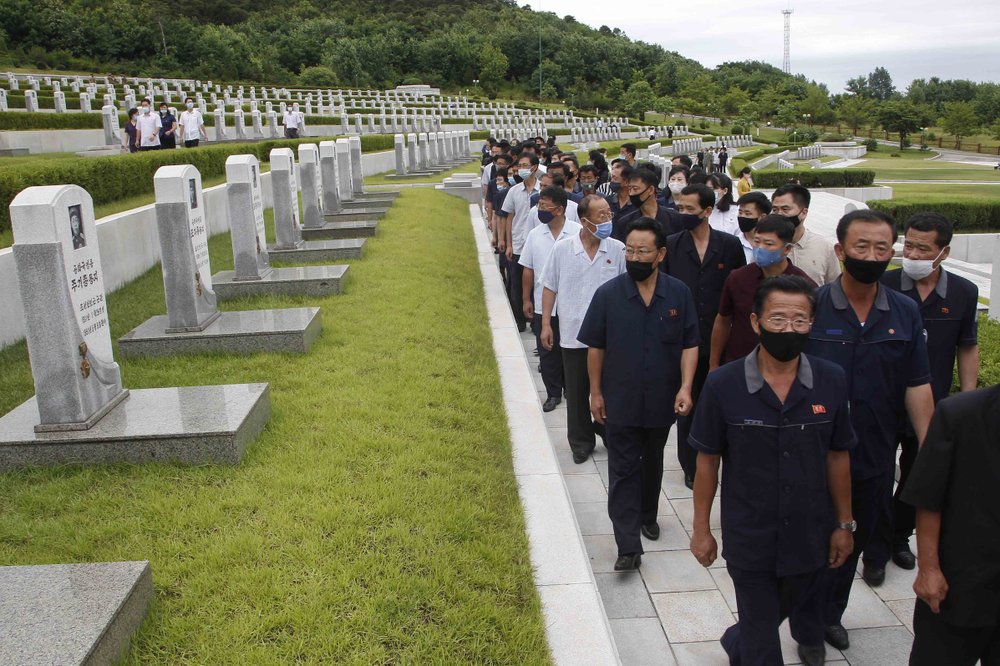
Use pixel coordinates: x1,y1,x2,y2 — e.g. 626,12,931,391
213,109,227,141
267,110,280,138
79,92,91,113
225,155,271,281
269,148,303,250
251,110,263,138
335,138,354,202
298,144,325,229
9,185,127,431
101,105,120,145
152,165,219,332
233,109,247,140
24,90,38,113
348,136,364,195
394,134,407,176
319,141,343,214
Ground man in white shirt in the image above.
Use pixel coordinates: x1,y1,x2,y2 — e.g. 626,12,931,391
282,105,301,139
771,184,842,286
178,97,208,148
501,152,542,331
540,194,626,463
136,99,162,151
520,186,582,412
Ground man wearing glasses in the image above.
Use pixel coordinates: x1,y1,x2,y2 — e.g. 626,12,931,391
690,276,856,665
578,217,699,571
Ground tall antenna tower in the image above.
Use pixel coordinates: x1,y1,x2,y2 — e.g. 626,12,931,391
782,7,793,74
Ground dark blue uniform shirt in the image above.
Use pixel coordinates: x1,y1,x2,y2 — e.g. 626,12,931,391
690,352,856,576
578,272,700,428
613,205,682,241
881,268,979,403
661,228,747,354
807,277,931,480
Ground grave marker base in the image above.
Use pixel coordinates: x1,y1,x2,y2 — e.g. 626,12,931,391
119,307,321,357
0,383,270,470
301,221,378,240
321,208,388,222
0,561,152,665
267,239,366,263
339,197,396,210
211,265,349,299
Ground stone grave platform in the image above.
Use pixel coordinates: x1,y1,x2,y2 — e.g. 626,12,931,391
0,561,152,666
301,221,378,240
267,239,366,263
353,190,400,201
118,307,321,357
211,264,348,299
339,195,396,209
0,383,270,470
321,207,389,222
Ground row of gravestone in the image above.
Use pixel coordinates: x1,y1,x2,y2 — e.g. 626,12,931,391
0,145,402,666
795,144,823,159
568,126,622,143
393,131,472,177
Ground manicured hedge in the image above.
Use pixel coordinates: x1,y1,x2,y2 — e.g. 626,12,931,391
752,169,876,188
0,134,398,233
867,200,1000,232
0,111,392,131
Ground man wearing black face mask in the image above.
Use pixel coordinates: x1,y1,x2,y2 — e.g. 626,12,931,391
661,184,746,487
690,276,856,666
612,167,681,241
771,184,841,287
578,217,699,571
800,209,935,654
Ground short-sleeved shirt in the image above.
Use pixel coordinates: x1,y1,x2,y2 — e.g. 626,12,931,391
613,204,681,241
709,207,740,237
180,109,204,141
519,219,582,309
541,234,626,348
158,112,176,138
806,277,931,479
136,112,161,147
577,272,700,428
283,111,300,128
124,121,138,152
491,186,510,215
901,385,1000,627
501,179,542,255
788,227,841,287
661,229,747,355
881,268,979,403
527,194,579,223
690,351,856,576
718,261,817,363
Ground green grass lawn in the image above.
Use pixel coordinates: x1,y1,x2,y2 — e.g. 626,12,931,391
849,149,1000,182
0,188,551,664
364,158,479,186
887,183,1000,200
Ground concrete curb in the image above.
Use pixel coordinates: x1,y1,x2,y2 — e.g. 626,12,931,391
467,204,620,665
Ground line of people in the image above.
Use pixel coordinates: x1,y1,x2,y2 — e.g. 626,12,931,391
481,137,993,665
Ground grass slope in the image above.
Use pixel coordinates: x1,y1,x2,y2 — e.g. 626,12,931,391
0,188,550,664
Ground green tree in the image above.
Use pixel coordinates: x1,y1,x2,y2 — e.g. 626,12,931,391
837,95,875,134
604,77,626,106
868,66,895,101
478,43,508,99
939,101,980,144
719,86,751,118
877,99,926,150
621,80,657,120
539,81,558,101
298,65,338,86
991,119,1000,141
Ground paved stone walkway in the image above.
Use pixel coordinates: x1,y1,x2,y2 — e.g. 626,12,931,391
517,330,919,665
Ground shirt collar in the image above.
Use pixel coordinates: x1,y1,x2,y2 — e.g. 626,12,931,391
744,348,814,393
625,272,668,301
572,233,605,255
830,275,889,311
900,267,949,298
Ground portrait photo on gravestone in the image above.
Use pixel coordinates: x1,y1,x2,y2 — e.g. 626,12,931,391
69,204,85,249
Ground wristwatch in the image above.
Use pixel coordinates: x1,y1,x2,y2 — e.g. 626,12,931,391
836,520,857,533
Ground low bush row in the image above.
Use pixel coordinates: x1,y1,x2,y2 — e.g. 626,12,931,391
867,200,1000,232
752,169,876,188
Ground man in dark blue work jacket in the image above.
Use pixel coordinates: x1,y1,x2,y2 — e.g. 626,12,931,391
578,216,700,572
863,211,980,582
801,209,935,653
689,275,856,665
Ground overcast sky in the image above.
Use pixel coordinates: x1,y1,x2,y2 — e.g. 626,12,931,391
522,0,1000,93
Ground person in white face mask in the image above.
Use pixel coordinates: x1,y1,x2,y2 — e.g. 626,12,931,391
866,212,981,583
178,97,208,148
664,165,689,210
136,98,161,151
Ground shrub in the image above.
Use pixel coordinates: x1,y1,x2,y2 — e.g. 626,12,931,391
821,133,847,142
0,134,403,234
863,139,878,151
867,200,1000,233
752,169,876,188
730,125,745,135
699,120,709,129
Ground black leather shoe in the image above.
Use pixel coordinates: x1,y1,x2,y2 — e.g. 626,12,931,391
641,522,660,540
684,474,694,490
542,396,561,412
862,564,885,587
824,623,849,651
797,643,826,666
572,450,590,464
614,553,641,571
892,545,916,570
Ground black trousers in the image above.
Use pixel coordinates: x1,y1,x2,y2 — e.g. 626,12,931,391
864,430,919,568
675,353,710,479
184,139,200,148
561,347,604,456
532,314,564,399
604,423,671,555
910,600,1000,665
722,564,826,665
823,472,893,625
160,135,176,149
506,254,526,329
284,128,299,139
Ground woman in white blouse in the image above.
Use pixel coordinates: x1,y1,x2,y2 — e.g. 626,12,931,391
707,173,740,236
